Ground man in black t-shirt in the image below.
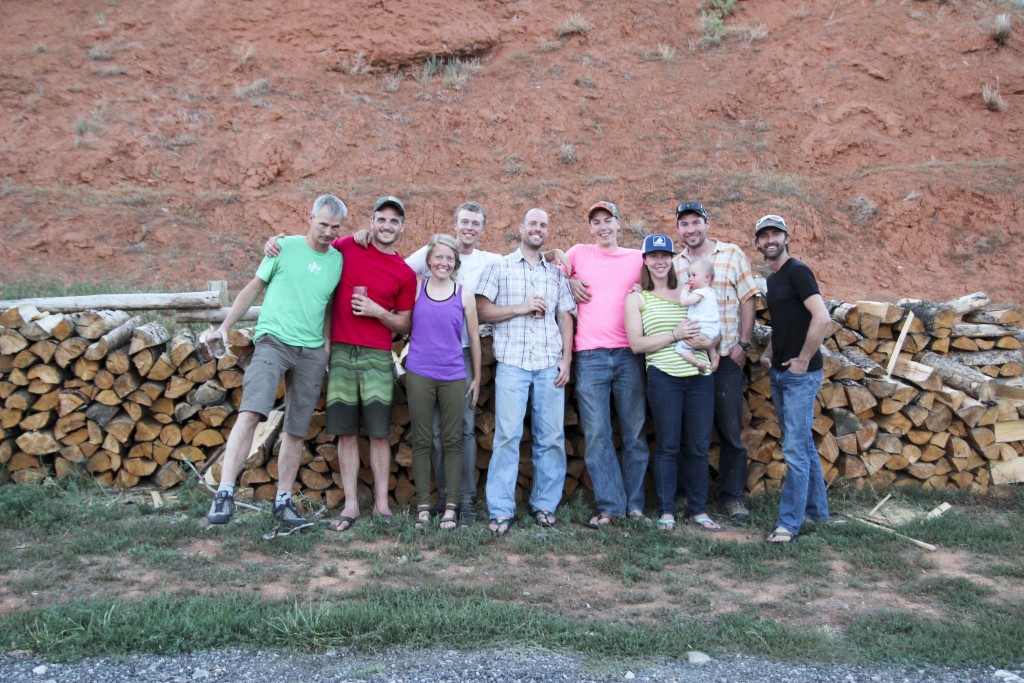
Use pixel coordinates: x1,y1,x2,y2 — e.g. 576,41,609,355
755,215,831,544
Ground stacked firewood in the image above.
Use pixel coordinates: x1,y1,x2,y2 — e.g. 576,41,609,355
744,292,1024,494
1,290,1022,507
0,306,250,491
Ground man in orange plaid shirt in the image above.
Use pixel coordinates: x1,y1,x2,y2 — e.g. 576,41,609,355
672,201,759,522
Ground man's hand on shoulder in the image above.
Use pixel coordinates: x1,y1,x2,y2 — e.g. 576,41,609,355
352,230,371,249
263,233,285,257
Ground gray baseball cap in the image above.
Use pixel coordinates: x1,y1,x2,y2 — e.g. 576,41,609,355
373,195,406,217
754,214,788,236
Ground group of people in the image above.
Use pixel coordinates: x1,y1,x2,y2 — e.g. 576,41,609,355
205,192,831,544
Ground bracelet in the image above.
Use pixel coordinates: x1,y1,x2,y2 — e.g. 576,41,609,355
670,331,677,341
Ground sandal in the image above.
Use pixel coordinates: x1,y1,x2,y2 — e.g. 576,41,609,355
656,515,676,532
414,505,431,531
488,516,512,536
533,509,557,528
767,527,797,544
690,514,723,532
330,514,358,532
439,504,458,532
627,509,652,525
585,513,615,529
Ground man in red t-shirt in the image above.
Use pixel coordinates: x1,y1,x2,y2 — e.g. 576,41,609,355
266,196,416,531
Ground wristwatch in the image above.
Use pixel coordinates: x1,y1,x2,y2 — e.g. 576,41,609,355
737,340,751,351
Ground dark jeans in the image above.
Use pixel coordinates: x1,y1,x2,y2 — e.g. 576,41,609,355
676,355,749,502
647,367,715,517
712,355,748,502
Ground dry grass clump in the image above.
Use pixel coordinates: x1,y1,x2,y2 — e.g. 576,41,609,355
443,58,482,90
845,196,878,225
236,44,256,67
234,78,270,99
983,80,1008,112
340,52,374,76
989,14,1012,46
87,44,115,61
557,13,592,38
558,143,579,165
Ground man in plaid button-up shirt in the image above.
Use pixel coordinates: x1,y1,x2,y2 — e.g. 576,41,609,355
672,201,759,522
476,208,576,533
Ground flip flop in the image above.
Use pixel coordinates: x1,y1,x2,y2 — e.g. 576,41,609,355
585,513,615,529
690,514,724,532
656,516,676,532
766,528,798,544
489,516,512,536
533,509,557,528
627,510,652,525
330,514,358,532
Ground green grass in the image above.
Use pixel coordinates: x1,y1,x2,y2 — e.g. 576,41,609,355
0,478,1022,665
0,588,922,664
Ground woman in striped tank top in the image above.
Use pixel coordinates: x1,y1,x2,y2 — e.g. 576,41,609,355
624,235,720,532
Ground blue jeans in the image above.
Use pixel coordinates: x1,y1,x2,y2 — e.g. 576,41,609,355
647,367,715,517
574,348,648,517
769,367,829,534
430,349,478,507
485,362,567,520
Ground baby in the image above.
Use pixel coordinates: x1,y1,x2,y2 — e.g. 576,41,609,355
675,258,720,374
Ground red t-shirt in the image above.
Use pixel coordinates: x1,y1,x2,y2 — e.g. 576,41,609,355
329,236,417,351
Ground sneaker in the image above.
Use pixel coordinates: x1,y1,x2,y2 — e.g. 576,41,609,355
725,499,750,522
272,498,309,529
207,491,235,524
459,501,478,522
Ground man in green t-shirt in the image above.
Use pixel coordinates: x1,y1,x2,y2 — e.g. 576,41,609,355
206,195,345,529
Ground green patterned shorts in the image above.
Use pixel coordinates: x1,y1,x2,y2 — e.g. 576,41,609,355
326,342,393,438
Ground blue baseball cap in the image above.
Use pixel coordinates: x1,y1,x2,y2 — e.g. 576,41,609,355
642,233,674,255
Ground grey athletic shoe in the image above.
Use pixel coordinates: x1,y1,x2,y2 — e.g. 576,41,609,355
272,498,309,529
207,491,235,524
459,501,479,522
725,499,751,522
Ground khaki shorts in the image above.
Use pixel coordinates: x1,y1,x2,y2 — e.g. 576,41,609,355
325,342,394,438
239,334,329,436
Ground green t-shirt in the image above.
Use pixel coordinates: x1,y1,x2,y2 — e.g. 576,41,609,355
254,236,343,348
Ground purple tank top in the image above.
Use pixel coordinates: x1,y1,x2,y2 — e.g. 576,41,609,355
405,279,467,381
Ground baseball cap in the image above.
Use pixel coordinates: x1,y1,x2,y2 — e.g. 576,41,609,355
754,214,788,236
587,200,620,221
373,195,406,217
675,201,708,221
642,233,674,255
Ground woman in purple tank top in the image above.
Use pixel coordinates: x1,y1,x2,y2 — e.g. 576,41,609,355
405,234,481,531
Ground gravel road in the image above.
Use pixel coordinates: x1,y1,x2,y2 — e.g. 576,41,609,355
1,648,1021,683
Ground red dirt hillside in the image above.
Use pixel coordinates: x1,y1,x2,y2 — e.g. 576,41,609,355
0,0,1021,307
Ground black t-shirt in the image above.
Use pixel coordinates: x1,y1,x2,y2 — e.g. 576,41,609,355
766,258,822,371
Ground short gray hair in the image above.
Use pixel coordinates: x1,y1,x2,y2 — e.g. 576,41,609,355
312,194,348,220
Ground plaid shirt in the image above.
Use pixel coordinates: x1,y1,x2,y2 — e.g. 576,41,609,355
674,240,758,356
476,248,576,371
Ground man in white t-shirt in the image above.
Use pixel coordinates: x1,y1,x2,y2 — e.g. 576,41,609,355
562,201,649,528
